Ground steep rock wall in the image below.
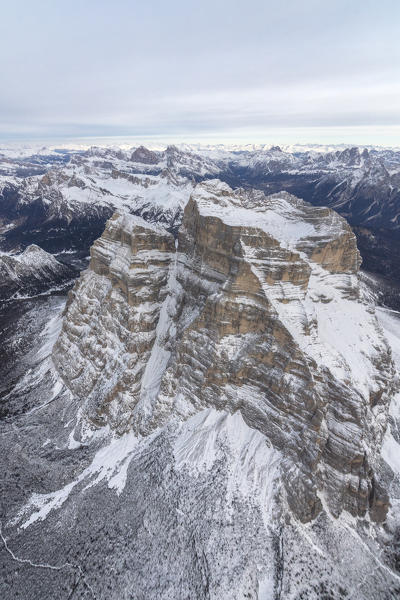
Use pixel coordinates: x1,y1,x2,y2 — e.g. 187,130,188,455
53,180,395,523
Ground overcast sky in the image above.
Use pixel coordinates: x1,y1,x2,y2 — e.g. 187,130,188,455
1,0,399,145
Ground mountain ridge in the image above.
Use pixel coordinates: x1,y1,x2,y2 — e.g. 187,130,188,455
2,143,400,288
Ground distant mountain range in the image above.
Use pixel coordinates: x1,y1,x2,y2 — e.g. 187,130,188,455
1,142,400,298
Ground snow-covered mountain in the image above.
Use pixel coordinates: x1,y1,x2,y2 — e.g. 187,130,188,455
2,180,400,599
0,245,75,301
0,146,197,257
193,145,400,234
1,143,400,285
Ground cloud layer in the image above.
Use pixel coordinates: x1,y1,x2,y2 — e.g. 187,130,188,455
1,0,399,143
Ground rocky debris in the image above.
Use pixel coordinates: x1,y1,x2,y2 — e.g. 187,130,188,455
53,180,395,524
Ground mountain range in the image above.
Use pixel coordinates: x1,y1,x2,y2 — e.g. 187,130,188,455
1,144,400,599
1,143,400,291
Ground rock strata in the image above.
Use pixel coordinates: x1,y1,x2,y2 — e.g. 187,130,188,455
53,180,395,523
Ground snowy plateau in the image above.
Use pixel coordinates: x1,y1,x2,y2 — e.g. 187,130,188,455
1,144,400,599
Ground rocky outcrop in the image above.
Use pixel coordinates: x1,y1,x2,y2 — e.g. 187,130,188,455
3,143,400,292
53,180,395,523
53,214,176,431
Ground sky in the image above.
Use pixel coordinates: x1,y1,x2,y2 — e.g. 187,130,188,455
1,0,399,145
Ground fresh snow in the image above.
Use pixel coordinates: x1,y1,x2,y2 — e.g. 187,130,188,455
18,429,139,528
174,408,281,519
17,407,281,530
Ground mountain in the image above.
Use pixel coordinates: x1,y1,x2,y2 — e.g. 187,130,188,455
0,147,194,257
1,143,400,289
196,145,400,236
0,245,75,301
2,181,400,599
201,145,400,283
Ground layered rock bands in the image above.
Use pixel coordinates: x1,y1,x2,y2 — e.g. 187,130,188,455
53,180,396,523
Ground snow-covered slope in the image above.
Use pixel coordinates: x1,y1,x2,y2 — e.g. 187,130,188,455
54,181,393,524
2,158,400,599
0,146,203,257
1,180,393,598
2,143,400,239
0,245,74,300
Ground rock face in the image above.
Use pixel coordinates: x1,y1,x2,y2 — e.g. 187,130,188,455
54,214,176,431
130,145,159,164
53,180,395,524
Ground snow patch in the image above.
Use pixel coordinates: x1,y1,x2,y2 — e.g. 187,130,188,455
17,430,139,529
174,408,281,520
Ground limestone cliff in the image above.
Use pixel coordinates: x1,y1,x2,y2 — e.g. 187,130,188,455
53,180,395,524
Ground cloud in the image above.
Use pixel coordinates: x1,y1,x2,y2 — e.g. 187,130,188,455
1,0,399,143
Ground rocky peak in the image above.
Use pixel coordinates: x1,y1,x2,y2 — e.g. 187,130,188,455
53,180,395,523
85,146,126,160
361,147,370,161
165,145,183,169
19,243,58,263
165,144,180,155
130,146,159,164
366,157,390,179
337,146,362,166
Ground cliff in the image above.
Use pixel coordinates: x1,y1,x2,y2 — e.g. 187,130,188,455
53,180,395,524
